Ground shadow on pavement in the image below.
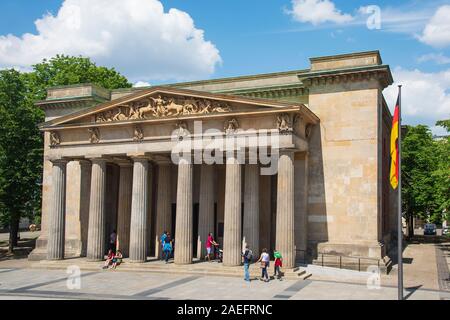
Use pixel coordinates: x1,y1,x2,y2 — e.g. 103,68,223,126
404,285,422,300
0,237,36,261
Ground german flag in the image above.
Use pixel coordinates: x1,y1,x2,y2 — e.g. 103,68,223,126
390,95,400,189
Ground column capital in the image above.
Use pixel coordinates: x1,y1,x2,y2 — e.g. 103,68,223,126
278,149,296,156
48,158,69,165
153,154,173,165
78,159,92,166
225,154,243,165
86,156,108,163
115,159,133,167
127,152,152,161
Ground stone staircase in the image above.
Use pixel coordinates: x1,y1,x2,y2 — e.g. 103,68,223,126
32,258,312,280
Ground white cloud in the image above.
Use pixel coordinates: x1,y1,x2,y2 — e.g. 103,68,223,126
418,53,450,65
288,0,353,25
0,0,222,82
133,81,151,88
419,5,450,47
383,67,450,134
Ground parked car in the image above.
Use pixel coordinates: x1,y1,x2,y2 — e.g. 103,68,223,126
424,223,437,235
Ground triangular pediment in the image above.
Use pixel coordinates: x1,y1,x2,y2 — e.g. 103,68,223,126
40,86,313,128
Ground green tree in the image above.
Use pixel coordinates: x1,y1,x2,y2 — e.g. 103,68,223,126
402,123,450,235
433,120,450,222
436,119,450,132
0,70,43,253
24,55,131,101
0,55,131,253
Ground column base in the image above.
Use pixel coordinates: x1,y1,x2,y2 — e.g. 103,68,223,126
174,261,193,265
128,260,147,264
28,238,84,261
86,258,104,262
28,237,48,261
46,257,65,261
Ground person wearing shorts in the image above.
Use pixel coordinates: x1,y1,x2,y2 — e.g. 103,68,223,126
205,232,218,262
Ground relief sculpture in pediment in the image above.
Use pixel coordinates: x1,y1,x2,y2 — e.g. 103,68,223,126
95,95,232,123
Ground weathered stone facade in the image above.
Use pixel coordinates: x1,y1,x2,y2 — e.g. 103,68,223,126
30,51,397,272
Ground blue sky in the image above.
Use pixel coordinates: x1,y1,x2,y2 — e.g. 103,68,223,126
0,0,449,132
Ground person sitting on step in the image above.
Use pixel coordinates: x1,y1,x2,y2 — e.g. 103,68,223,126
111,250,123,269
103,249,115,269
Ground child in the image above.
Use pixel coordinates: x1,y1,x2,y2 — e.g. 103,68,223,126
273,250,283,280
111,250,123,269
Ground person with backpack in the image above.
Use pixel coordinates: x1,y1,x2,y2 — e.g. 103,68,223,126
163,236,172,263
241,244,253,282
273,249,283,280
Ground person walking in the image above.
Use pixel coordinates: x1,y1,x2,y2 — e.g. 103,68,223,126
205,232,218,262
257,248,270,282
166,232,174,258
273,249,283,280
160,231,167,260
241,244,253,282
163,237,172,263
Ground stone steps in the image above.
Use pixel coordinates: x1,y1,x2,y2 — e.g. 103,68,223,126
32,260,312,280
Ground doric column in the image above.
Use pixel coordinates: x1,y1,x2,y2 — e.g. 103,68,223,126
243,164,259,258
155,161,172,256
198,165,215,258
276,150,295,268
174,158,193,264
116,161,133,257
129,157,149,263
223,155,242,266
86,158,107,261
47,159,68,260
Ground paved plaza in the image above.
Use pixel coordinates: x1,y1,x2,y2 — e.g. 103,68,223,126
1,232,449,300
0,267,448,300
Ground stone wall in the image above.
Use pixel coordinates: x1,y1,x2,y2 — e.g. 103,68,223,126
306,79,384,259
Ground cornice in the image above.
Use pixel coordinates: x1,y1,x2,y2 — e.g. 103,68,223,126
35,97,107,110
301,65,393,89
227,84,308,99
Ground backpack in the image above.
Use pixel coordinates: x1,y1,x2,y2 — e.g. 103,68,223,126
244,249,253,261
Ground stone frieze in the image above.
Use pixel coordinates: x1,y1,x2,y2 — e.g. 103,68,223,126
95,95,232,123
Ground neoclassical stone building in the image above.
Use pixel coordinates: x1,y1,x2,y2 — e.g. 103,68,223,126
29,51,397,271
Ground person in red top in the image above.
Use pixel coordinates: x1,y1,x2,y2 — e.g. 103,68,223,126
103,249,115,269
204,232,218,262
273,250,283,280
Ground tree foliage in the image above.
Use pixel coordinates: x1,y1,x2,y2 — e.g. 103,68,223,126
0,55,131,253
402,122,450,225
24,55,131,102
0,70,43,251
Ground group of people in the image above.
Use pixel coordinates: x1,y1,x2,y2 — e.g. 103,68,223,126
202,232,284,282
103,230,123,270
242,245,283,282
104,229,283,280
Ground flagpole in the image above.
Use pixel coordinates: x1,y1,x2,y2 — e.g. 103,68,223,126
397,85,403,301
